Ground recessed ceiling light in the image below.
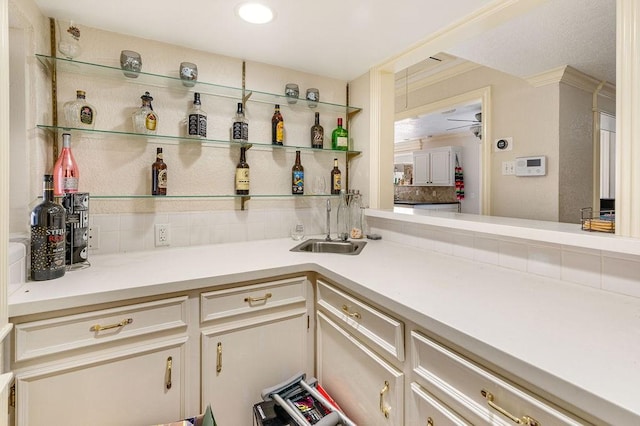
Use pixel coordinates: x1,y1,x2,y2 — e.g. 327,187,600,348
237,3,274,24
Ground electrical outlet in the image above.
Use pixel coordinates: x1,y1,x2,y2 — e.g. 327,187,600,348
155,223,171,247
88,225,100,250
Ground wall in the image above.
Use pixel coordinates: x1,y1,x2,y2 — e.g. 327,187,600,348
9,1,371,254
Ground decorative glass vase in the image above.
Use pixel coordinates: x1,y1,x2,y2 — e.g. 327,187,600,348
57,20,81,59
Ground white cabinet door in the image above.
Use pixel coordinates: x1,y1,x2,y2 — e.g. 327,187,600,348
429,149,452,185
413,152,430,185
14,339,186,426
201,309,310,425
407,382,472,426
317,312,404,425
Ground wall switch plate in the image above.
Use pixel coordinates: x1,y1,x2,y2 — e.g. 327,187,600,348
155,223,171,247
88,225,100,250
502,161,515,175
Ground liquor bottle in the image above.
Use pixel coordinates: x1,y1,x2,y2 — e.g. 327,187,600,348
330,158,342,195
132,91,158,134
63,90,96,129
310,112,324,149
53,133,79,196
272,104,284,145
187,92,207,138
292,150,304,194
30,174,66,281
331,118,348,151
151,147,167,196
232,102,249,143
235,146,250,195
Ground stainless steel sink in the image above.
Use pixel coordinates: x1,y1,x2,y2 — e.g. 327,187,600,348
290,239,367,255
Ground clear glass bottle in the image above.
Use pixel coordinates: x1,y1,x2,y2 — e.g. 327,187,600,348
272,104,284,145
187,92,207,138
53,133,79,196
30,174,66,281
336,190,349,241
232,102,248,143
63,90,96,129
331,117,348,151
311,112,324,149
349,190,363,239
292,150,304,195
132,91,158,134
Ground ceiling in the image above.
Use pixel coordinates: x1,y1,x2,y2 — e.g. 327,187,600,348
394,0,616,143
32,0,494,81
394,102,482,142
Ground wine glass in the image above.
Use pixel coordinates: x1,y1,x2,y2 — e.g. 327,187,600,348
290,223,305,241
313,176,327,195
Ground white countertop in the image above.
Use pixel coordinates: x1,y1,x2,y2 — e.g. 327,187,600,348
9,236,640,424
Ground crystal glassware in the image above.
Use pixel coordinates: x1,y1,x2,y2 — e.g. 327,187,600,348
63,90,96,129
285,83,299,104
57,20,81,59
120,50,142,78
180,62,198,87
306,88,319,108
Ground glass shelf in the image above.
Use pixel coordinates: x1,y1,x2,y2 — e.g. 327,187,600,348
89,194,338,200
37,125,362,156
36,54,362,115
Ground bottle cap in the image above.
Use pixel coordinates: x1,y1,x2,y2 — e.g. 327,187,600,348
337,118,343,125
193,92,201,104
141,91,153,101
76,90,86,97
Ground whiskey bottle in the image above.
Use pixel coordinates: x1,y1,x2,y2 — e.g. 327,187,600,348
292,150,304,194
232,102,248,143
272,104,284,145
132,91,158,134
330,158,341,195
187,92,207,138
151,147,167,196
53,133,79,196
235,146,250,195
63,90,96,129
30,174,66,281
331,118,348,151
310,112,324,149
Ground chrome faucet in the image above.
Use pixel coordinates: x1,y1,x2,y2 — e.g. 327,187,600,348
325,198,332,241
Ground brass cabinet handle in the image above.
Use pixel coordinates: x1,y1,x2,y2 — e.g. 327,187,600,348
341,305,361,319
165,356,172,389
427,417,434,426
244,293,272,303
90,318,133,332
216,342,222,374
379,380,390,418
481,390,539,426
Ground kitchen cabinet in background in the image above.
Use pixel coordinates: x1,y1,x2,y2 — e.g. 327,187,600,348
413,147,462,186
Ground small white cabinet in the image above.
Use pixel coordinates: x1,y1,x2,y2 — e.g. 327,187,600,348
200,277,313,425
413,147,461,186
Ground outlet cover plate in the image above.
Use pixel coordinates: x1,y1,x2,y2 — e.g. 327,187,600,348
155,223,171,247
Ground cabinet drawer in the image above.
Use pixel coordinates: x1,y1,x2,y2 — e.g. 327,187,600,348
200,276,307,323
411,331,590,426
15,296,188,362
317,280,404,362
409,382,472,426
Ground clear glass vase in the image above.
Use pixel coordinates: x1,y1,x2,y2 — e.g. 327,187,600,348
57,20,81,59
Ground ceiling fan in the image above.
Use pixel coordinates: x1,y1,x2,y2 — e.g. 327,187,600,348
446,112,482,139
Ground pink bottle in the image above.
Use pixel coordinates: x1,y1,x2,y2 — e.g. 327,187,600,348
53,132,79,196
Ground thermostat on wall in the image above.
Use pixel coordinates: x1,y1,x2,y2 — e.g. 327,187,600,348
515,155,546,176
494,137,513,152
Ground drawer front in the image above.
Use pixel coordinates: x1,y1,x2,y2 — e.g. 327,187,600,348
15,296,188,362
408,382,472,426
411,331,590,426
317,280,404,362
200,276,307,323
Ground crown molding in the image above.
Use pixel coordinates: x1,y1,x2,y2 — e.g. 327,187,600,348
395,60,480,97
526,65,616,99
394,139,422,152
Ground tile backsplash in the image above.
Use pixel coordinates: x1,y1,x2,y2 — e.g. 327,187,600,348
89,207,327,255
368,216,640,299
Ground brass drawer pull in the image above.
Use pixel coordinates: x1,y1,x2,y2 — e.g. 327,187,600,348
165,356,172,390
216,342,222,374
341,305,361,319
90,318,133,332
379,380,390,418
481,389,539,426
244,293,272,304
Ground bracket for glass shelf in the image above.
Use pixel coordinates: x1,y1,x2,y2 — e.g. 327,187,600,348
240,196,250,210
